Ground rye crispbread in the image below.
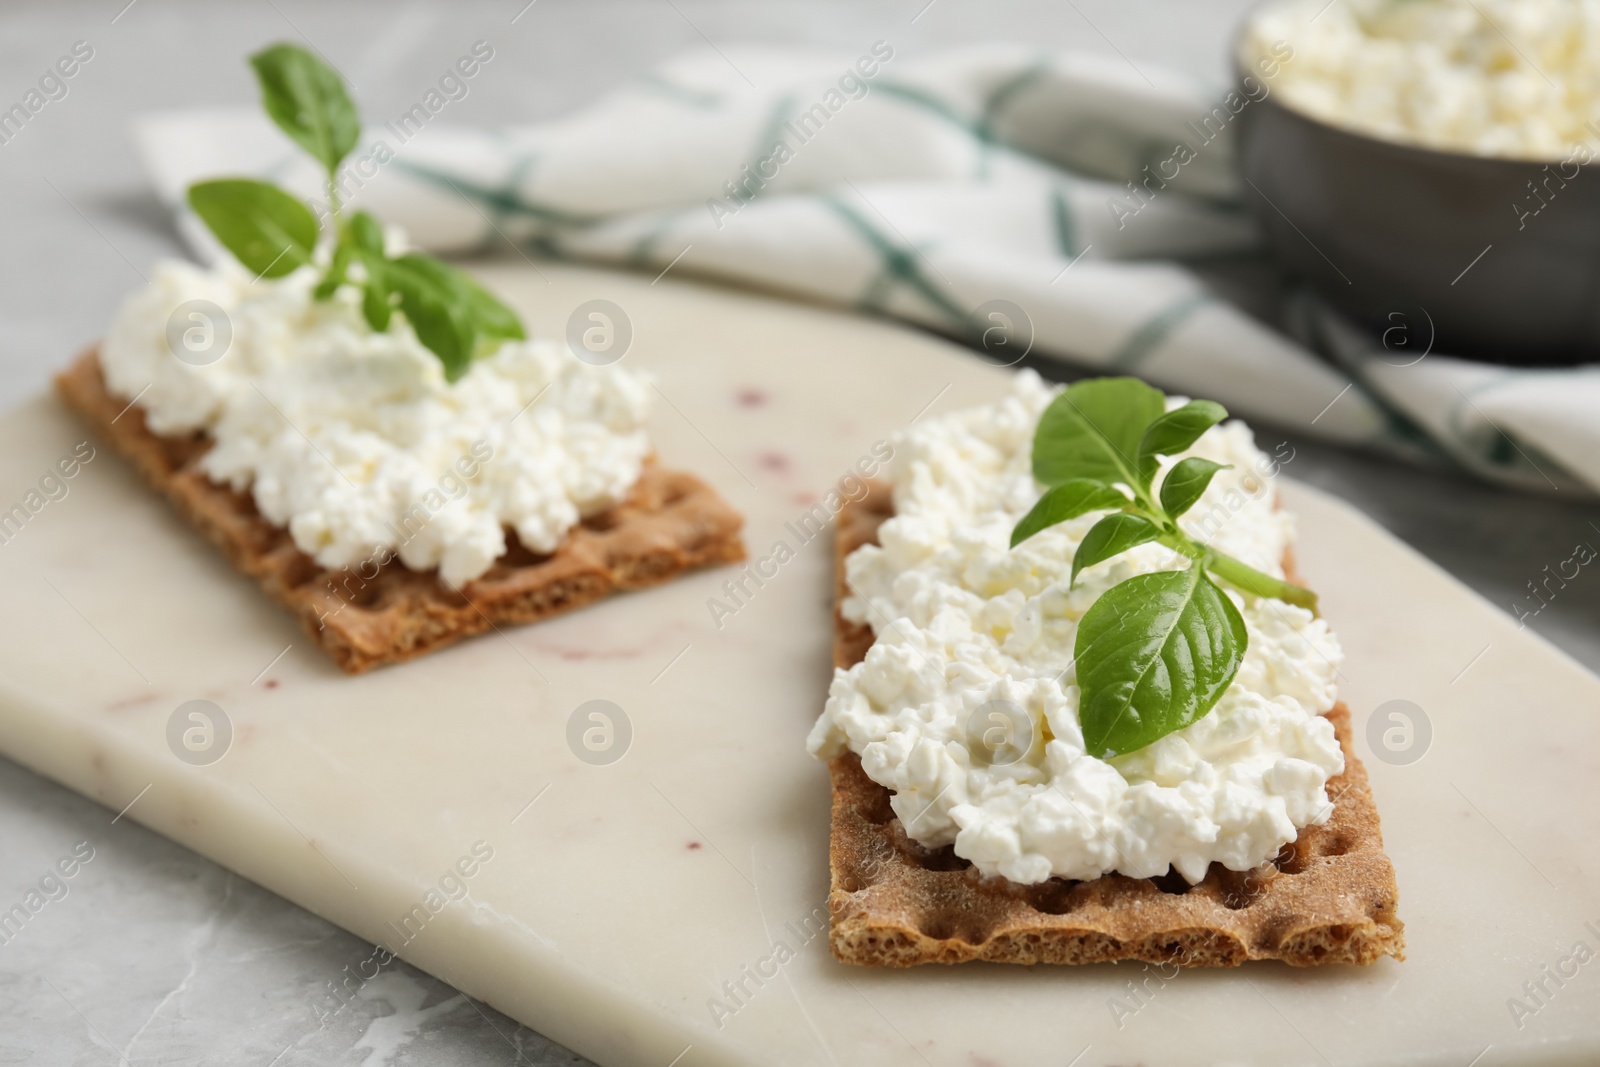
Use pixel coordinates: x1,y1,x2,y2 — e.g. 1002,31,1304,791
56,349,746,674
825,482,1405,967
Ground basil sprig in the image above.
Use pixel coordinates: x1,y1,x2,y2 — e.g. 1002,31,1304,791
1011,377,1318,758
184,43,523,382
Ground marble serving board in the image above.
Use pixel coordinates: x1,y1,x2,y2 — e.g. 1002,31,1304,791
0,262,1597,1067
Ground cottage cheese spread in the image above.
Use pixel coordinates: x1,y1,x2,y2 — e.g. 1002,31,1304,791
101,259,651,586
806,372,1345,885
1247,0,1600,160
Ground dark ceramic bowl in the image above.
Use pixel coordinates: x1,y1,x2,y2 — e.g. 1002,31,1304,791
1233,35,1600,365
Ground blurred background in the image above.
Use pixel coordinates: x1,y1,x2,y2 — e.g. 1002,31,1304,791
2,1,1598,1064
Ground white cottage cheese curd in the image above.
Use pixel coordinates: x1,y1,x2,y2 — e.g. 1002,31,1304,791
100,259,652,586
806,372,1345,885
1247,0,1600,160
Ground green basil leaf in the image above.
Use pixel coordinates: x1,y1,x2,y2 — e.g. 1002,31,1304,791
1070,513,1163,586
250,43,360,176
1033,377,1166,491
385,257,475,380
187,179,317,279
348,210,385,255
354,250,392,332
1137,399,1227,483
1074,566,1246,757
313,239,351,300
362,280,393,332
401,290,474,381
461,276,527,342
387,253,458,290
1011,479,1129,548
345,215,391,327
391,254,526,343
1159,457,1229,519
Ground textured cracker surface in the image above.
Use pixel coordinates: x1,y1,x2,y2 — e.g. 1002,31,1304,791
826,482,1405,967
56,350,746,674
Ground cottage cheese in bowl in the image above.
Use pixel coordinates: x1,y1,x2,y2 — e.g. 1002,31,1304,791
1245,0,1600,160
100,259,652,586
806,372,1345,886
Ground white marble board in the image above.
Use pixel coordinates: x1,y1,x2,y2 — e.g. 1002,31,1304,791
0,263,1596,1067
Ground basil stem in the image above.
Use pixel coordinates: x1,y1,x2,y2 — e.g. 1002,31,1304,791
1151,529,1318,613
1196,542,1317,613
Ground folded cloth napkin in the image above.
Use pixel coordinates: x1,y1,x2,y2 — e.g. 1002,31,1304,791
134,43,1599,496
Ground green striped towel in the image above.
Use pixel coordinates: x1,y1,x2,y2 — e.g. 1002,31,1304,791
135,44,1597,495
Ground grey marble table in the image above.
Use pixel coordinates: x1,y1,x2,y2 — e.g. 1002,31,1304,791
2,1,1598,1064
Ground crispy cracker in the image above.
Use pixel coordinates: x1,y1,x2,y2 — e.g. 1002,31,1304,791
56,349,746,674
826,481,1404,966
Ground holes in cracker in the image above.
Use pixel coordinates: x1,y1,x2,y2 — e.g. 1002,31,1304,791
162,431,209,472
855,788,895,825
1217,868,1272,911
1319,833,1356,858
903,842,970,873
583,508,623,533
473,561,513,584
1272,841,1311,875
247,524,292,559
919,914,989,945
1030,879,1079,915
1151,868,1193,895
280,554,322,590
324,575,385,609
498,531,547,568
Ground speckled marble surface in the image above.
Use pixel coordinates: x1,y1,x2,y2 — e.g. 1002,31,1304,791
2,2,1599,1066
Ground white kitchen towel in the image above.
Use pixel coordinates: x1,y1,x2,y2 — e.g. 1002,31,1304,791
132,43,1599,496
